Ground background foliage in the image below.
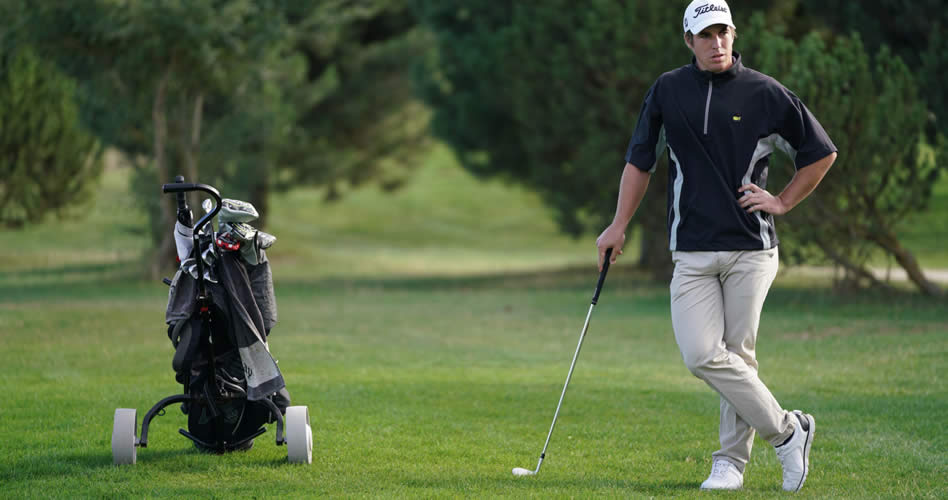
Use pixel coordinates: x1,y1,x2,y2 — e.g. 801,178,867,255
0,46,101,228
413,1,945,291
740,15,945,294
796,0,947,139
1,0,945,292
412,0,682,276
280,0,432,200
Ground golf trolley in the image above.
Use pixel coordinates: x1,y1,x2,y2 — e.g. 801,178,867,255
111,178,312,465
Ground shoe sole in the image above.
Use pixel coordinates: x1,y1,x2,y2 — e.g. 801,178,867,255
792,411,815,492
700,484,743,491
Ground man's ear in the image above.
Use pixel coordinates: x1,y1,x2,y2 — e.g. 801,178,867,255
683,32,693,50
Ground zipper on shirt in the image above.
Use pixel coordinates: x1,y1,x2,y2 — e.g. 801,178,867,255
703,80,712,135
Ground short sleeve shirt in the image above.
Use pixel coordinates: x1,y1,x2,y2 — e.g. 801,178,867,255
625,52,837,251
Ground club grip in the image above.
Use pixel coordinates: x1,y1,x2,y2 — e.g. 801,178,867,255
173,175,188,211
592,248,613,305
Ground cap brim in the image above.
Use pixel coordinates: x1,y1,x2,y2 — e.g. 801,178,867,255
687,16,736,34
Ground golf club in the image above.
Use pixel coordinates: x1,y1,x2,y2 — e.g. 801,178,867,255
512,247,613,477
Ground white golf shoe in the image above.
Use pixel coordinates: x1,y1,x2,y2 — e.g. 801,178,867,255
700,459,743,490
775,410,815,492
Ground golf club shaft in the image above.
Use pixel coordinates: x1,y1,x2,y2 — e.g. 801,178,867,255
532,248,612,474
534,301,597,474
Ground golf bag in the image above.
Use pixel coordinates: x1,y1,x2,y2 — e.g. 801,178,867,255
111,178,311,466
164,179,289,452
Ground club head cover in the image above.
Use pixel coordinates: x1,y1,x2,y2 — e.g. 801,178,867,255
239,234,260,265
219,199,259,223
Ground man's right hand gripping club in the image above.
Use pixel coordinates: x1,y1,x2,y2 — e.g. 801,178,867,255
596,223,626,272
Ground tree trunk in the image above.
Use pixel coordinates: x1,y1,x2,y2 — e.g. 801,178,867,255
869,229,943,296
638,218,673,280
637,168,673,281
816,241,896,292
248,170,270,229
150,64,175,279
183,93,203,209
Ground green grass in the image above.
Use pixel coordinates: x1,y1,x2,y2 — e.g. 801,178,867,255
897,172,948,267
0,147,946,498
1,276,945,498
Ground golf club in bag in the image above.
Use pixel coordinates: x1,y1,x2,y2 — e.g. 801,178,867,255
512,248,612,477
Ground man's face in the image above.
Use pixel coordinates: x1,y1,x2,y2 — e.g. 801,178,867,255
687,24,734,73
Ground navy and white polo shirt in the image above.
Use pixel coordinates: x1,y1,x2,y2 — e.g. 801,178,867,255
625,52,837,251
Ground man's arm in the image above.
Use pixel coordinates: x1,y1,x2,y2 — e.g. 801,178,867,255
596,163,652,270
738,152,836,215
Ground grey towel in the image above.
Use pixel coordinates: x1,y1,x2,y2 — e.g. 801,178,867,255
165,253,283,401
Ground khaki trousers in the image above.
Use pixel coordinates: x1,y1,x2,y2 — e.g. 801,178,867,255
670,249,794,471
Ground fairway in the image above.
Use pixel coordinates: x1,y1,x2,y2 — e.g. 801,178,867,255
1,162,946,498
1,274,946,498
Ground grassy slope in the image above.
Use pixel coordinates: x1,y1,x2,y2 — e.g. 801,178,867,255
267,146,597,280
0,148,945,498
896,172,948,267
0,163,149,286
1,143,942,282
0,145,596,282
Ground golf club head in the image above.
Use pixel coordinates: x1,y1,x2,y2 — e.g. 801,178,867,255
512,467,536,477
226,222,257,242
256,231,276,249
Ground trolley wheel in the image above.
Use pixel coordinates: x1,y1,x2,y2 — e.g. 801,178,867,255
112,408,138,465
286,406,312,464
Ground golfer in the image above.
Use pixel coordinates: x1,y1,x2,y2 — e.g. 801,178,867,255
596,0,836,492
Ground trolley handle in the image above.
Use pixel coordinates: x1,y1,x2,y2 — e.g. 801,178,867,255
161,182,221,235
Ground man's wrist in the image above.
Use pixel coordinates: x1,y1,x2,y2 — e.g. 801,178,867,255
776,194,792,214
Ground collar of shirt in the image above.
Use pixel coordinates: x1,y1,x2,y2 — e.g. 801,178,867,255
690,51,744,82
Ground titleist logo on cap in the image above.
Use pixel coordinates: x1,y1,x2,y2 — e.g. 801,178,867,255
692,3,729,18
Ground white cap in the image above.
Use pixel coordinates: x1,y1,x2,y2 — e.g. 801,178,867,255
683,0,735,34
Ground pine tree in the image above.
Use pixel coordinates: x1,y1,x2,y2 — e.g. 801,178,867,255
414,0,684,277
0,46,101,228
741,14,943,295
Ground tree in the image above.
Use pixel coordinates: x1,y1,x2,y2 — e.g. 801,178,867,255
413,0,684,277
276,0,432,200
0,46,101,228
740,14,944,295
14,1,431,274
416,2,944,293
20,0,298,274
795,0,948,140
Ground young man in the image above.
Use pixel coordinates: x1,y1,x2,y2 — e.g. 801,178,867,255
595,0,837,492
